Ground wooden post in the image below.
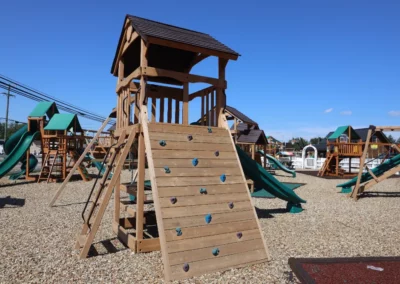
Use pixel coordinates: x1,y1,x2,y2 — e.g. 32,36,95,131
201,95,204,125
217,58,228,126
136,38,148,245
183,82,189,124
351,129,373,200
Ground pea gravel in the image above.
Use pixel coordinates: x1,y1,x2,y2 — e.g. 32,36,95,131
1,170,399,283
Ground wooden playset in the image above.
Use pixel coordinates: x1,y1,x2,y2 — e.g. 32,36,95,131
73,15,269,282
318,126,364,177
348,125,400,200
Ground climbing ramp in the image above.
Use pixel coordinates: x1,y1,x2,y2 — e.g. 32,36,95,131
145,123,269,281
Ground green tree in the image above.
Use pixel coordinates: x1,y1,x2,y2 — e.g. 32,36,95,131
0,121,26,140
291,137,309,151
310,137,324,145
396,137,400,144
387,134,396,144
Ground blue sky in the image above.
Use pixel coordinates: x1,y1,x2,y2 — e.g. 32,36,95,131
1,0,399,140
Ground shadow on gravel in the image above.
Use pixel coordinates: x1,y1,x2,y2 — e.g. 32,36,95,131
51,201,87,207
360,191,400,198
0,181,35,188
87,238,128,257
0,196,25,208
255,207,289,219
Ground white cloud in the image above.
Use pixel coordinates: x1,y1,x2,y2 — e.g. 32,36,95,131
340,110,352,116
324,108,333,113
388,110,400,117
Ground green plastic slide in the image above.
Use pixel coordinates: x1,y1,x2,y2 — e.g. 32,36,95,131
86,154,112,179
337,154,400,191
0,131,40,179
4,125,28,154
258,150,296,178
236,145,306,210
9,154,39,180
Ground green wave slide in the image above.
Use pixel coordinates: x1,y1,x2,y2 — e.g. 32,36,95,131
337,154,400,193
236,145,306,212
86,154,113,179
0,129,40,179
258,150,296,178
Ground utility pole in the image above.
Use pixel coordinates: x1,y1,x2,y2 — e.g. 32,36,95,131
2,86,15,141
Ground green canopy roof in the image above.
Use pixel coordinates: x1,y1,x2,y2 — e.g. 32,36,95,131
44,114,83,132
328,126,361,140
29,101,59,118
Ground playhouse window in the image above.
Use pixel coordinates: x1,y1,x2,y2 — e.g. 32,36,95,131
339,134,349,143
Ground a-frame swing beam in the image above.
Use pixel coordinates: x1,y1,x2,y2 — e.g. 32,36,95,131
49,116,112,207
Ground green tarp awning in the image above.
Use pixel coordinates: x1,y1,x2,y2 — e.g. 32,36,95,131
44,113,83,132
29,102,59,118
328,126,360,140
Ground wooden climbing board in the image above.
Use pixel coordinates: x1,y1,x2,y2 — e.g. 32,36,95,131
145,123,269,281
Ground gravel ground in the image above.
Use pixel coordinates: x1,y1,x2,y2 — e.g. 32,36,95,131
1,170,400,283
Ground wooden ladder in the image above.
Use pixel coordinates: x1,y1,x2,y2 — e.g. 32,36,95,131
318,155,333,176
38,150,58,182
75,127,137,258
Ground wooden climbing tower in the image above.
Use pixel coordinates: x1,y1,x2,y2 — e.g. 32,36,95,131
75,14,269,282
39,113,90,182
318,126,363,177
349,125,400,200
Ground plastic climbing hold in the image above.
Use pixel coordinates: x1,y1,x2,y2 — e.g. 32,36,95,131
237,232,243,239
200,188,207,194
192,158,199,167
214,151,219,157
220,174,226,182
170,197,177,204
159,140,166,146
164,166,171,174
183,263,189,272
212,248,220,256
205,213,212,224
176,227,182,236
187,135,193,141
228,202,234,209
208,127,212,133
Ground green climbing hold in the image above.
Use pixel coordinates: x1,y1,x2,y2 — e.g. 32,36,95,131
212,248,220,256
164,166,171,174
159,140,166,146
220,174,226,182
208,127,212,133
176,227,182,236
200,188,207,194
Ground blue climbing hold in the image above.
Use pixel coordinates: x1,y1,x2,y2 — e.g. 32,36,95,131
200,188,207,194
159,140,166,146
205,213,212,224
170,197,177,204
208,127,212,133
176,227,182,236
220,174,226,182
212,248,220,256
228,202,234,209
164,166,171,174
192,158,199,167
183,263,189,272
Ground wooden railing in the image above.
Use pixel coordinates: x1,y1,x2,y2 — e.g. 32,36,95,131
329,142,363,156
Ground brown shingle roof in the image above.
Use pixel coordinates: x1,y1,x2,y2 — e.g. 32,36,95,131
111,15,240,76
128,15,239,56
237,129,268,145
225,106,258,126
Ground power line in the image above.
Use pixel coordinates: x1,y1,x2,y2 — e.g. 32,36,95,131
0,74,114,125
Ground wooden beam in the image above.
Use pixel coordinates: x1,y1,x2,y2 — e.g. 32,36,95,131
187,53,210,71
122,32,139,56
116,67,141,93
189,86,215,101
49,117,111,207
141,66,224,87
146,36,238,61
375,126,400,132
217,58,228,126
